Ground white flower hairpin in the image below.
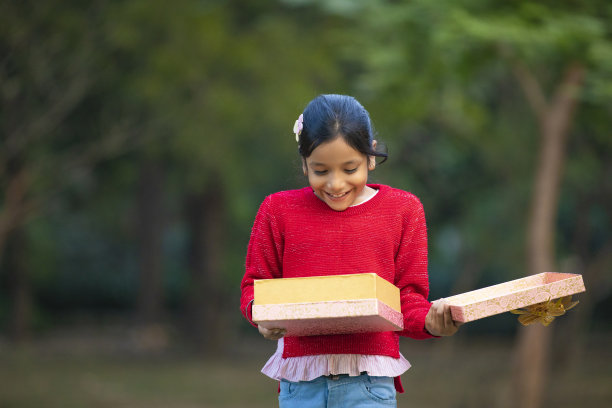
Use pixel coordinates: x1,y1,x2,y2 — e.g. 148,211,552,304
293,114,303,143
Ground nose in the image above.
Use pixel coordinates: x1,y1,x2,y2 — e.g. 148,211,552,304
326,172,344,192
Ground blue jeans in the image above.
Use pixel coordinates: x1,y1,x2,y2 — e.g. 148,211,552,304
279,373,396,408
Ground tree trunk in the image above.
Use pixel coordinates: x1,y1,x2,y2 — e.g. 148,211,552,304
0,165,30,267
1,155,32,342
136,159,166,324
511,63,585,408
5,226,31,343
185,177,226,353
554,241,612,373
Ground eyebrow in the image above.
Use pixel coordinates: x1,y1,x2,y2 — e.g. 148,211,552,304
308,160,360,167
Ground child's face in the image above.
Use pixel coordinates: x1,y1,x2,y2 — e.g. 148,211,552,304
303,137,375,211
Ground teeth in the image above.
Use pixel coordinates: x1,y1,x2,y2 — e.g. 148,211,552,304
328,192,347,198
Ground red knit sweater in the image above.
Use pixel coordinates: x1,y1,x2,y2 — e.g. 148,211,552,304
240,184,434,359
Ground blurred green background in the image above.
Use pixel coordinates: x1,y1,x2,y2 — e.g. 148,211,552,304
1,0,611,407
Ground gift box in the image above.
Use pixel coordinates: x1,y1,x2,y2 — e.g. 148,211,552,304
446,272,586,323
253,273,404,336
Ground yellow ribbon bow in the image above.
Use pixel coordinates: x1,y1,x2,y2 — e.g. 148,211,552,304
510,295,579,326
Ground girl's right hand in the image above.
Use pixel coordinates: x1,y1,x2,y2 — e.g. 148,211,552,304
425,299,462,337
258,325,286,340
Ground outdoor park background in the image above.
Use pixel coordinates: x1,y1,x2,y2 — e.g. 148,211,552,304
1,1,611,407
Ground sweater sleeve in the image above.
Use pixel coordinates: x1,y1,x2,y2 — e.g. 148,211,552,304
240,195,284,326
394,195,434,340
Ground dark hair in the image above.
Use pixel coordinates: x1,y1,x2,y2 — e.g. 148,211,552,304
297,94,388,164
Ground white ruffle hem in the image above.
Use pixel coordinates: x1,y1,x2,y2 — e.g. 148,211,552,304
261,338,411,381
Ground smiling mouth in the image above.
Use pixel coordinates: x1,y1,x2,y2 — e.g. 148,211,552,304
325,191,350,200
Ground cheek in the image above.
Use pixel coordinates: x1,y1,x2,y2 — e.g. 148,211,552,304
350,169,369,185
307,174,324,190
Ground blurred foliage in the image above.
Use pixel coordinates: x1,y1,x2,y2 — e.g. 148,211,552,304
0,0,611,337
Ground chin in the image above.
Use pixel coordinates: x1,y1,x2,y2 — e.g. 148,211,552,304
326,203,350,211
323,195,355,211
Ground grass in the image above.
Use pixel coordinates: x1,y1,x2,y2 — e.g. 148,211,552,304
0,352,274,408
0,328,610,408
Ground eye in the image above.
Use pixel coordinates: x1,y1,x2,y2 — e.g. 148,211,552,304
313,170,328,176
345,168,358,174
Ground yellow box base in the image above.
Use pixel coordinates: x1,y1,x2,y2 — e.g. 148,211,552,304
254,273,400,312
253,273,403,336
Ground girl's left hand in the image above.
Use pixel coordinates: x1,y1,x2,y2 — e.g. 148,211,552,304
425,299,463,337
258,325,286,340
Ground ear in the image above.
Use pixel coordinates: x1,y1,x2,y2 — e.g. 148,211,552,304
302,158,308,176
368,140,377,171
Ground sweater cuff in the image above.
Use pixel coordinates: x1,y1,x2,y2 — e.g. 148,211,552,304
246,299,257,327
403,305,436,340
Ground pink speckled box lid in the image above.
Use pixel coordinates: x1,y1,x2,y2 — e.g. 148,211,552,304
254,299,403,336
446,272,585,323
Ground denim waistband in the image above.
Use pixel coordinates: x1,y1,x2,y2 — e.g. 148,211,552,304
324,371,368,381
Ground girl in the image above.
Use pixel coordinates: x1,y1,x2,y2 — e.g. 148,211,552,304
240,94,460,407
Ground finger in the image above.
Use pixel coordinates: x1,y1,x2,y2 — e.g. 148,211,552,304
267,327,286,339
443,304,453,328
271,328,286,339
432,301,445,321
258,325,279,339
430,301,445,335
259,328,268,338
433,300,447,320
433,299,445,315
